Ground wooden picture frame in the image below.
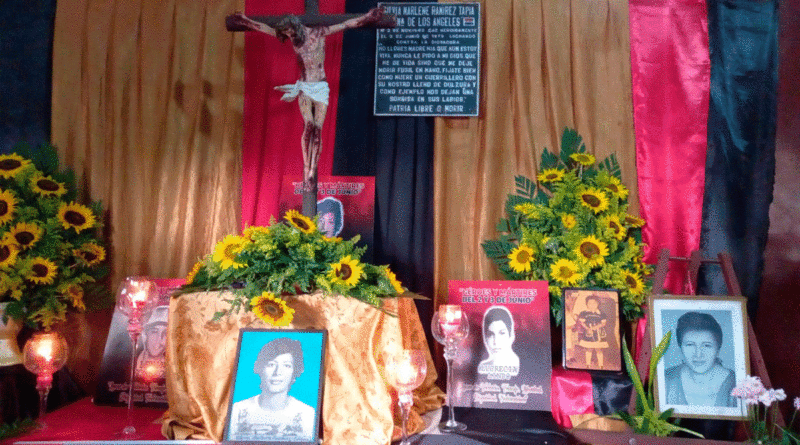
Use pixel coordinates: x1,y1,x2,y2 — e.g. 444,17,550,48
224,329,327,444
562,288,623,373
649,294,750,420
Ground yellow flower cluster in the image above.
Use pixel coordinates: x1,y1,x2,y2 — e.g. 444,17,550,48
0,151,106,329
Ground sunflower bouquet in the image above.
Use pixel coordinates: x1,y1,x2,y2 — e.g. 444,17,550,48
482,128,652,322
0,145,107,329
179,210,407,326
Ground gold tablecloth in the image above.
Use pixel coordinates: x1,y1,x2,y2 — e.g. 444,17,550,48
162,291,444,444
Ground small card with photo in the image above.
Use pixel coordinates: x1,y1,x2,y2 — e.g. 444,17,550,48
94,278,184,408
447,280,551,411
562,288,623,373
224,329,327,444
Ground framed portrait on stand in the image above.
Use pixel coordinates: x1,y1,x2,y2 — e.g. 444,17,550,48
224,329,327,444
562,288,623,373
649,294,749,419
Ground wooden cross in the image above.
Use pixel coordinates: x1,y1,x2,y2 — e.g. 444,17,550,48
226,1,395,218
226,0,396,31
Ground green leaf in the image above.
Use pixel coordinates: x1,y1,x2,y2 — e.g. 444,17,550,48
559,127,584,163
622,337,647,415
616,411,636,429
514,175,537,200
649,332,671,397
540,148,560,170
600,154,622,179
658,408,674,421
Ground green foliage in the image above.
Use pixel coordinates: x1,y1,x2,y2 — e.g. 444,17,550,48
0,417,35,441
178,215,408,321
0,144,109,329
482,127,652,323
617,334,704,438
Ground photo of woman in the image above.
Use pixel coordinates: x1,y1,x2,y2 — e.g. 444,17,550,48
664,312,736,407
227,337,316,442
477,306,520,379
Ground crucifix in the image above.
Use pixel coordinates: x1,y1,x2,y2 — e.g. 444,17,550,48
226,1,396,218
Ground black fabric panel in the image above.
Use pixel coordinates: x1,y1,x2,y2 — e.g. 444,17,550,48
334,0,435,350
0,0,56,153
699,0,779,319
590,373,632,416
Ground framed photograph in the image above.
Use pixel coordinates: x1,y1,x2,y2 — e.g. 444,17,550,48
562,288,623,373
224,329,327,444
649,295,750,419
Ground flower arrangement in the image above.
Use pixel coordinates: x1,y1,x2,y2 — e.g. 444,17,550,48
482,128,652,322
731,375,800,444
0,145,107,329
179,210,407,326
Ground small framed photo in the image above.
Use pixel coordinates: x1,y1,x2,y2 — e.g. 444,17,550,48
562,288,623,373
224,329,327,444
649,295,749,419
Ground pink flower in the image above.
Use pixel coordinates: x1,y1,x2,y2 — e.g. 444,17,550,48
793,397,800,411
758,388,786,407
731,375,766,406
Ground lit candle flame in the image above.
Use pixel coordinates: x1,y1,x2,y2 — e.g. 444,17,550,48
438,305,462,336
395,360,417,386
36,337,54,362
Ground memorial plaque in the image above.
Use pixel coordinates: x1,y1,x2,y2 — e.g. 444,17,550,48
374,2,481,116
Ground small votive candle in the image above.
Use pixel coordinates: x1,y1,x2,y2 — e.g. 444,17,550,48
395,359,417,387
438,305,462,336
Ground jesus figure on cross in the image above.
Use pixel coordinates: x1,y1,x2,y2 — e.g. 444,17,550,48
228,8,390,216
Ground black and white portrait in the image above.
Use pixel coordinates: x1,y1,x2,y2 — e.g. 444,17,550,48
225,330,326,443
650,295,749,419
477,306,520,379
316,196,344,237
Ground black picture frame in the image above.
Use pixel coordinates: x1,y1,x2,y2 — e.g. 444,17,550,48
223,328,327,444
649,294,749,420
562,288,623,373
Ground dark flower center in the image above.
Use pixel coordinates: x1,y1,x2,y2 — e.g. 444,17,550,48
0,201,7,216
609,221,621,233
625,275,637,288
82,251,98,262
546,173,559,180
558,266,573,278
65,210,87,226
224,244,239,258
580,242,600,258
32,263,49,277
337,264,352,280
0,159,22,170
15,231,34,246
516,250,531,263
37,178,61,191
606,184,619,193
292,217,309,231
582,194,601,207
0,245,10,261
261,300,282,316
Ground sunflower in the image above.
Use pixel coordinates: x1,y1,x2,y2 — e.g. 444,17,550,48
73,242,106,266
537,168,565,183
8,222,43,250
284,209,316,234
31,174,68,197
575,235,609,267
185,261,203,284
27,257,58,285
578,188,610,214
329,255,364,287
622,270,646,299
323,235,343,243
0,240,19,267
600,215,627,241
550,259,582,286
623,213,646,228
561,213,577,230
0,189,16,226
569,153,596,166
57,202,96,233
243,225,270,240
386,269,404,294
507,245,534,273
602,177,629,200
0,154,30,179
64,284,86,310
212,235,248,269
251,291,294,326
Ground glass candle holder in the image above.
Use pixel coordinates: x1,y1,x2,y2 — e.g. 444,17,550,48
23,331,69,429
431,305,469,432
385,349,427,445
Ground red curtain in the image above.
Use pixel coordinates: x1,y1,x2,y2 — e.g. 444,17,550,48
629,0,710,292
241,0,346,228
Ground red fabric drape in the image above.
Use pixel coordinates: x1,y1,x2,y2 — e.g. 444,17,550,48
241,0,346,228
629,0,710,292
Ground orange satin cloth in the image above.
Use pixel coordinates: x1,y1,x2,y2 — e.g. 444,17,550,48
162,291,444,444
